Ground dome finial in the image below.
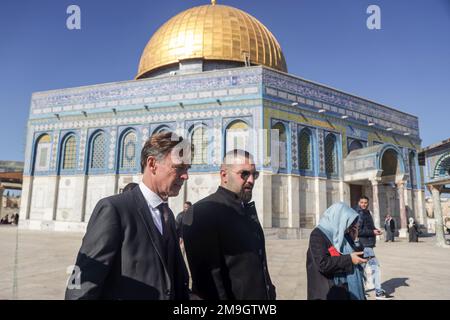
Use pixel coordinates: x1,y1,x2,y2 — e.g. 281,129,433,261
211,0,216,5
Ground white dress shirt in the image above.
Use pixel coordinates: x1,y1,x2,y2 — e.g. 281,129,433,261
139,181,166,235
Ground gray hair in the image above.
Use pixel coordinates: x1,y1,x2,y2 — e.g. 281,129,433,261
140,131,186,173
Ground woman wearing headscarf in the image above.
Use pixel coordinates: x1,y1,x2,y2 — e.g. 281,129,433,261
307,202,367,300
408,217,419,242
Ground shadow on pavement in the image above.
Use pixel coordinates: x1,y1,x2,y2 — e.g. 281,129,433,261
419,233,435,238
381,277,409,295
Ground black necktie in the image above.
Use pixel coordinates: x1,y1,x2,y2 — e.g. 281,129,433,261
157,202,185,300
158,202,172,237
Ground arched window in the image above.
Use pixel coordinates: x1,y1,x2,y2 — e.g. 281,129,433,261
348,139,364,153
34,134,51,172
154,125,170,134
298,128,313,171
225,120,250,153
89,132,106,170
271,122,287,169
62,135,77,170
325,134,338,175
120,131,137,169
433,153,450,178
191,126,208,165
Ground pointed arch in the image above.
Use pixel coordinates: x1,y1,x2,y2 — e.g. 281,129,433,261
433,152,450,179
348,139,364,154
153,125,171,135
225,120,250,154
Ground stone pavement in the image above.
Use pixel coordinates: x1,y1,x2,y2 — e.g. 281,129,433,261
1,225,449,300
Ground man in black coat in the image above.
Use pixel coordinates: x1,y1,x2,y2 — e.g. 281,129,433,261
176,201,192,258
182,149,276,300
176,201,192,240
355,196,393,300
65,132,191,300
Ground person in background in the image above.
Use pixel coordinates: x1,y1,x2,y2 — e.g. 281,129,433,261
408,217,419,242
176,201,192,240
176,201,192,258
12,213,19,225
0,215,9,224
122,182,138,193
383,214,396,242
356,196,393,300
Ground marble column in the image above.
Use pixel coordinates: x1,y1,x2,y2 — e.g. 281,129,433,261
370,180,381,230
430,185,448,247
0,185,4,219
397,181,408,238
315,177,327,227
287,175,300,229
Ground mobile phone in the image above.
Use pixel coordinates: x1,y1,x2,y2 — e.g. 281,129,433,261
363,247,375,259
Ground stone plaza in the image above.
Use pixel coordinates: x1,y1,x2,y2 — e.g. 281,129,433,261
1,226,449,300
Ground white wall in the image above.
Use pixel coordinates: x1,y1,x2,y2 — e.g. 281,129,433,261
84,175,117,223
254,172,273,228
325,180,341,208
271,175,289,227
56,176,86,222
19,176,32,221
29,176,58,221
19,171,427,235
116,174,141,194
299,176,317,227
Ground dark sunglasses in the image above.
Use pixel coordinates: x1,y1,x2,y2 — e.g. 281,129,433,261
236,170,259,180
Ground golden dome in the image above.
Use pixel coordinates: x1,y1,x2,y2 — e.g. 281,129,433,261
136,2,287,78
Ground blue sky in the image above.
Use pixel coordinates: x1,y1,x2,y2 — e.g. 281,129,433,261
0,0,449,162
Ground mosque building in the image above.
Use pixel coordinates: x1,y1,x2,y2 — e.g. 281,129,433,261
19,1,426,237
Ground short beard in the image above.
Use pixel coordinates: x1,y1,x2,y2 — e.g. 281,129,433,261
239,187,253,203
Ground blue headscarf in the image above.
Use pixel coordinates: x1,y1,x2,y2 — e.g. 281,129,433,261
317,202,366,300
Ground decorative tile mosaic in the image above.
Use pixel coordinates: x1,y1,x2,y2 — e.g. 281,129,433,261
262,69,419,136
30,68,262,113
318,130,325,173
78,129,87,170
291,122,298,169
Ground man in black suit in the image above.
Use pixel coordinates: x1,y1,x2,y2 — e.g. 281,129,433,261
65,131,191,300
183,149,276,300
